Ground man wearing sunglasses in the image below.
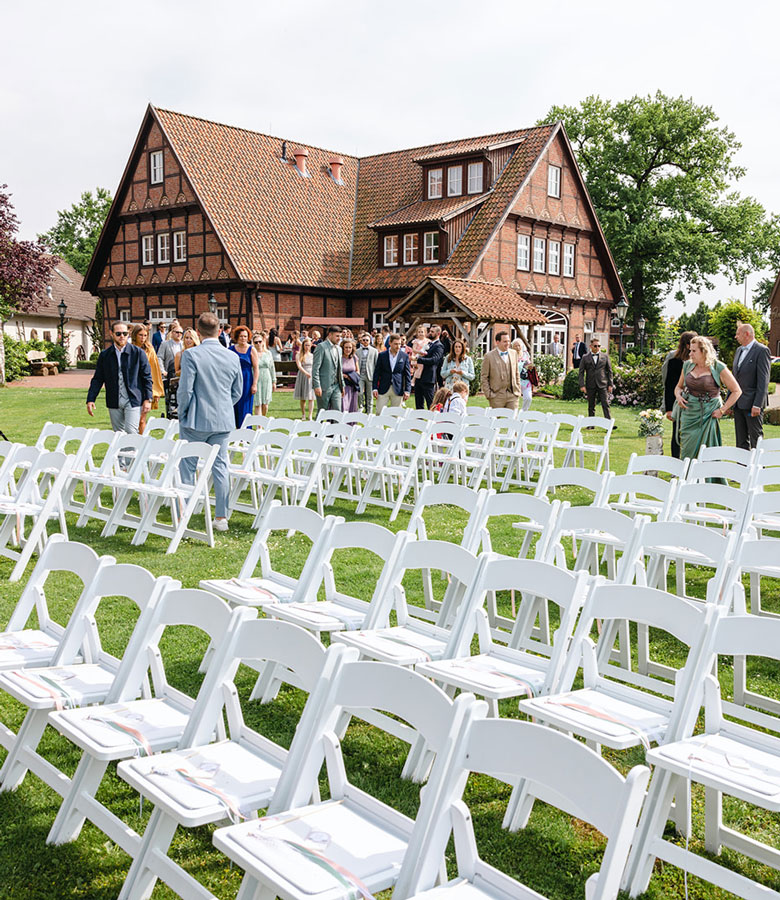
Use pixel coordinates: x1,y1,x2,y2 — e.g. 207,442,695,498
86,321,153,433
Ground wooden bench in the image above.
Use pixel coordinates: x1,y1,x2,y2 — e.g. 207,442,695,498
26,350,58,376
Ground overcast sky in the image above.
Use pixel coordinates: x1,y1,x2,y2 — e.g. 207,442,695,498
2,0,777,313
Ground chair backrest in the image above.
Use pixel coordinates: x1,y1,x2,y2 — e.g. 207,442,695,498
485,408,517,419
627,452,688,480
475,492,562,560
406,481,485,543
685,458,752,488
757,436,780,453
342,411,369,426
35,422,70,451
240,413,268,429
71,429,118,474
379,406,408,418
672,480,751,531
698,444,754,466
143,419,170,440
398,717,650,900
551,505,643,577
515,410,548,422
535,466,611,504
265,418,298,433
315,409,343,424
604,473,677,520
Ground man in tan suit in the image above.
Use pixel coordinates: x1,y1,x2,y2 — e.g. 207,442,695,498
480,331,521,409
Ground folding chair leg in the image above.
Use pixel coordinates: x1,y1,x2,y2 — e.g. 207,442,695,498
0,708,50,791
704,785,723,855
10,509,55,582
131,495,165,547
249,661,282,703
622,769,679,896
47,756,110,844
117,806,179,900
502,778,535,832
236,875,276,900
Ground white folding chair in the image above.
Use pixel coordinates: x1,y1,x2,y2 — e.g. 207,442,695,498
398,718,650,900
264,417,298,433
76,433,150,526
604,473,678,521
670,480,751,534
756,436,780,453
240,413,269,430
342,410,369,426
315,409,343,424
379,405,408,418
500,420,559,490
697,444,754,467
263,434,327,518
485,407,517,421
626,614,780,899
436,424,497,491
142,418,171,441
515,410,548,422
572,416,614,472
685,458,753,489
227,431,291,520
323,424,387,507
115,618,331,900
213,660,478,900
0,449,73,582
45,590,247,849
0,537,110,681
62,429,118,516
356,428,424,517
0,565,175,794
534,466,611,506
34,422,71,451
548,411,583,468
417,557,593,717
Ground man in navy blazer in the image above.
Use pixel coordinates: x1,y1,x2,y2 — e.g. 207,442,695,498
372,333,411,412
176,311,243,531
86,320,153,433
414,325,445,409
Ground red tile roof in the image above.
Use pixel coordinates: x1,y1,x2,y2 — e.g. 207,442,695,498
31,259,97,321
431,277,548,323
412,136,524,163
370,193,488,229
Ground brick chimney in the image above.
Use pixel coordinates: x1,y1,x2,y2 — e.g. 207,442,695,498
293,147,309,177
329,157,345,184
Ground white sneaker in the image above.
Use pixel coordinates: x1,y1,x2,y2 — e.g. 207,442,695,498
214,518,229,533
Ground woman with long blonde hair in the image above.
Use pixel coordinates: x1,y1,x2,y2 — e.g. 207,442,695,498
130,322,164,432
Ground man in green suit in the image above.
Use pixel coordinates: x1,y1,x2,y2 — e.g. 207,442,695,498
311,325,344,412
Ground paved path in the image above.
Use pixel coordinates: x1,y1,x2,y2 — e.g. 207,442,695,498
6,370,95,390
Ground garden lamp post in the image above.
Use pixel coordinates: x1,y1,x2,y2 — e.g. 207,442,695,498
637,315,646,354
615,296,628,363
208,292,217,316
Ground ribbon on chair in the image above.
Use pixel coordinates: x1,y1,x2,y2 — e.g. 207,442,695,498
86,712,153,757
544,697,651,750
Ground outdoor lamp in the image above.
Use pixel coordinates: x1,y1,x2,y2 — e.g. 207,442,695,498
208,293,217,315
615,297,629,322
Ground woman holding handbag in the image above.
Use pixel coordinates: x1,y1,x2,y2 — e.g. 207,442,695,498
341,338,360,412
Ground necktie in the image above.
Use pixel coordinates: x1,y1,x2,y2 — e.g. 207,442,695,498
734,347,743,370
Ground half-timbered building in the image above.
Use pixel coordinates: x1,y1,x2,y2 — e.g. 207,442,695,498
84,105,625,363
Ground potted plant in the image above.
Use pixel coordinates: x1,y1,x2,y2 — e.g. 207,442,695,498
637,408,664,455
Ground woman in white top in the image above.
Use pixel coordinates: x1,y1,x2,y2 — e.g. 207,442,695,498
512,339,533,411
440,339,475,389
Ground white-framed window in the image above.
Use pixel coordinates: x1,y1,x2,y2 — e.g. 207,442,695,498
372,311,388,330
516,234,530,271
403,233,418,265
563,242,575,277
548,240,561,276
157,233,171,264
424,231,439,264
217,305,228,325
141,234,154,266
119,310,131,323
149,307,176,323
384,234,399,267
547,164,561,198
533,237,546,273
467,162,483,194
447,166,462,197
428,168,443,199
150,150,164,185
173,231,187,263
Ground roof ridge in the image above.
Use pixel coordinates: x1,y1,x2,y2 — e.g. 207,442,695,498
359,123,554,161
153,105,360,161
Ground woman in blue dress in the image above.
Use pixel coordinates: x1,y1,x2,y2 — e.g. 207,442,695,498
230,325,259,427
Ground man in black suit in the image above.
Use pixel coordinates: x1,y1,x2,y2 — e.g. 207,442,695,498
571,333,587,369
578,337,614,420
86,320,153,433
732,323,771,450
372,333,411,412
414,325,445,409
437,327,452,387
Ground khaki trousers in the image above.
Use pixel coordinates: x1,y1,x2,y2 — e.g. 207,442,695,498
488,391,519,410
376,390,405,413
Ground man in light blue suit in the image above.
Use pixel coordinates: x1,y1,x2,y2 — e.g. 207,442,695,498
176,311,243,532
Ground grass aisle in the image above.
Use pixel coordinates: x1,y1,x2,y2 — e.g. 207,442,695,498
0,387,777,899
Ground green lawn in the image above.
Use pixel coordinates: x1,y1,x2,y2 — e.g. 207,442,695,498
0,386,778,899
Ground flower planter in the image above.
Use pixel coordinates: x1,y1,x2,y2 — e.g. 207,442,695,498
645,434,663,456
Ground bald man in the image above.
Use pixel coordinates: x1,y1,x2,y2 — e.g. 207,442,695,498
732,323,770,450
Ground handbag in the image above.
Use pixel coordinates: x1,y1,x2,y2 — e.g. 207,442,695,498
346,369,360,389
526,364,539,387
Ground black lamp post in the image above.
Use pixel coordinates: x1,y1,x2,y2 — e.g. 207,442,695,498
615,296,628,363
637,315,646,354
207,292,217,316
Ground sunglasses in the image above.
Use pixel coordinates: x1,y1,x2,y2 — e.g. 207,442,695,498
172,330,184,335
113,331,129,337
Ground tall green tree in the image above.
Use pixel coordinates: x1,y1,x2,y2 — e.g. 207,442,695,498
708,300,766,366
540,93,780,327
753,274,778,317
677,300,715,337
38,187,112,276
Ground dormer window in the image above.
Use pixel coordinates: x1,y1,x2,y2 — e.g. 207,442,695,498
424,231,439,264
384,235,399,267
403,234,419,265
428,168,443,199
467,162,483,194
150,150,164,185
447,167,462,197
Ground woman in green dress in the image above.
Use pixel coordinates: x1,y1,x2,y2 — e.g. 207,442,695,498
253,334,276,416
674,335,741,460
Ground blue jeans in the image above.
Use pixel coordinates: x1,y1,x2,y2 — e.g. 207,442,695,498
178,427,230,519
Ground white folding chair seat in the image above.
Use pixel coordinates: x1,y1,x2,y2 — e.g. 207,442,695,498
355,428,424,517
0,449,73,581
398,718,650,900
573,416,615,473
604,473,677,520
0,565,175,794
417,558,593,717
213,659,478,900
200,503,336,609
114,618,330,900
626,615,780,899
269,523,406,639
626,451,689,480
333,541,480,669
45,590,247,849
535,466,611,506
670,480,751,534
